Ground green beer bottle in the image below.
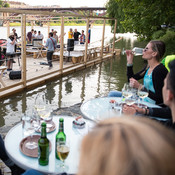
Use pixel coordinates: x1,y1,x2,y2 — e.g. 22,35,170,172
38,122,50,166
55,118,66,159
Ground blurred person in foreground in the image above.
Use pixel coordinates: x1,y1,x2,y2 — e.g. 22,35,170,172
123,60,175,130
77,116,175,175
0,135,24,175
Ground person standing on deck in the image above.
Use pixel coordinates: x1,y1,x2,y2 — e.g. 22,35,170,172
32,30,37,39
37,31,44,41
88,24,91,44
44,32,57,70
80,30,85,44
74,28,81,45
68,28,74,39
6,33,16,71
53,30,58,44
27,29,34,44
12,28,19,53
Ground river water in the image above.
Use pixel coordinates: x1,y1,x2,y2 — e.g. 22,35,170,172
0,25,147,127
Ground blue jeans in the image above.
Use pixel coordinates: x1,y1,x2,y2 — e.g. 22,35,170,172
108,90,122,97
22,169,43,175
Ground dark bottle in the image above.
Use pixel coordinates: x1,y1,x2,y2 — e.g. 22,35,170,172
38,122,50,166
55,118,66,159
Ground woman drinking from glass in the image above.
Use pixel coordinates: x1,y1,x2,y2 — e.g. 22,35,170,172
109,40,168,105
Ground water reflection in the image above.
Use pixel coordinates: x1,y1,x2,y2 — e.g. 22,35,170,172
0,37,147,127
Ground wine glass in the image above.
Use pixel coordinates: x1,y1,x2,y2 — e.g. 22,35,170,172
31,108,41,131
122,83,133,99
137,85,149,106
57,140,70,170
35,93,46,113
122,83,135,105
23,111,38,149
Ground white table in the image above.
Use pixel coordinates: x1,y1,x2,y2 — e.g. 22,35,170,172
5,115,94,174
81,97,163,121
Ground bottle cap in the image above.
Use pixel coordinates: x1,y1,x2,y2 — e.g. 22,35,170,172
41,122,47,127
59,118,64,122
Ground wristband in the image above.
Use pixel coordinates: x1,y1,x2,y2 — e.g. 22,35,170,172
143,107,148,115
127,63,133,67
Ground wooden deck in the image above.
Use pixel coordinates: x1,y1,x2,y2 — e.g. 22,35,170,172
0,48,121,99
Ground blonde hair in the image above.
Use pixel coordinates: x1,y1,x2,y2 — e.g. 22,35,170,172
78,116,175,175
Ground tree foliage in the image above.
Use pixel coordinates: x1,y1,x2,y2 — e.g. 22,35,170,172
106,0,175,40
0,0,9,7
106,0,125,33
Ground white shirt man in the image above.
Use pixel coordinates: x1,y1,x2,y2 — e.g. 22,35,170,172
37,31,44,40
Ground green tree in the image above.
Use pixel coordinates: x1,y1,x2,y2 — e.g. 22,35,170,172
0,0,9,7
106,0,175,40
106,0,125,33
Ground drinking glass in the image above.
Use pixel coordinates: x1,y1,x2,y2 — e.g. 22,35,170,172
122,83,135,106
31,108,41,131
23,112,38,149
57,140,70,170
137,86,149,106
35,93,46,113
114,101,122,114
122,83,133,99
35,93,53,122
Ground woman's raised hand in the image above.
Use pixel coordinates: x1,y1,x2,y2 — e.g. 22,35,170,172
126,50,134,64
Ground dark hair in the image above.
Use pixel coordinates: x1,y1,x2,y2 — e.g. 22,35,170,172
150,40,165,61
167,60,175,96
9,36,14,41
49,32,53,37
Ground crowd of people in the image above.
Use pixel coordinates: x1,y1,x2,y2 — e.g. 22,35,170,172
26,29,44,44
67,25,91,45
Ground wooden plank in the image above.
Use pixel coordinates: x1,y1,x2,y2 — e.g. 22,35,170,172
112,20,117,53
101,19,106,59
21,14,27,87
84,18,89,63
60,16,64,72
0,8,115,20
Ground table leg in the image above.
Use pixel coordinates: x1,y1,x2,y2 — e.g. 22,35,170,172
0,69,6,87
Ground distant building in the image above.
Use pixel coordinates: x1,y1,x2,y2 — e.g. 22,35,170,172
2,1,28,8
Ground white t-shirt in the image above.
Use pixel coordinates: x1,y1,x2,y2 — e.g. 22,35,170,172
6,38,16,53
37,34,44,40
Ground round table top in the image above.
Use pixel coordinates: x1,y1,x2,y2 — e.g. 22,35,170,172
80,97,161,121
5,115,94,174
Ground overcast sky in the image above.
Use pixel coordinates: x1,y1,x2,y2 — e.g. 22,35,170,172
15,0,108,7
